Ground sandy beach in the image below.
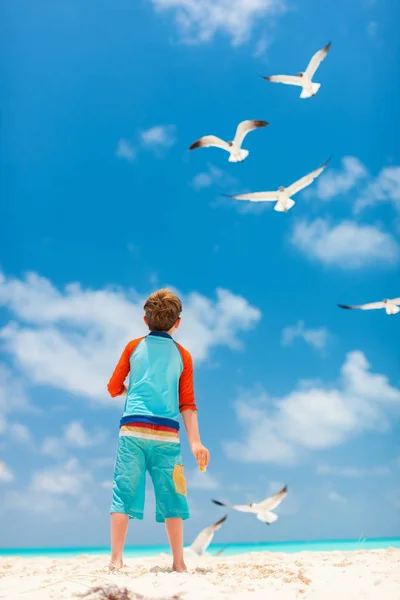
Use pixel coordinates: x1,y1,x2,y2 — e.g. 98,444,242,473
1,548,399,600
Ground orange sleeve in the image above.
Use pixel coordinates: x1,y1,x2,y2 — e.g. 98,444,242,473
175,343,197,413
107,338,144,398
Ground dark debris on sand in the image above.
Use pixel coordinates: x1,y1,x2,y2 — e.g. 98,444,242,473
77,585,181,600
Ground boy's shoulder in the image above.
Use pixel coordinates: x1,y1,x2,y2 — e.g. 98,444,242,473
125,336,146,354
173,341,193,365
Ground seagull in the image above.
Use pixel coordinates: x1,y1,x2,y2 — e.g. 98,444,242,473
185,515,228,557
263,42,331,99
189,120,269,163
225,159,330,212
338,298,400,316
212,486,288,525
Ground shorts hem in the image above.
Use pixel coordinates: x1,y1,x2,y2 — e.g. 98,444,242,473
156,512,190,523
110,509,144,520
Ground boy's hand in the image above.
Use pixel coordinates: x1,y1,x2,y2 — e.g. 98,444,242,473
191,442,210,470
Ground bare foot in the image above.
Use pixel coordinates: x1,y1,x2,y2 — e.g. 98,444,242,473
172,562,187,573
108,559,124,571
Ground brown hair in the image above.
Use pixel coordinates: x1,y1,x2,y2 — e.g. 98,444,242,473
144,289,182,332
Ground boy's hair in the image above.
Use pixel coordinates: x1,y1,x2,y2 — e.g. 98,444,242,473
144,289,182,332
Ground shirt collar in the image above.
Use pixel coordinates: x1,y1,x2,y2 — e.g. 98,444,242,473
148,331,172,339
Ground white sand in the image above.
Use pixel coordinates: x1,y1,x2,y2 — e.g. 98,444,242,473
1,549,399,600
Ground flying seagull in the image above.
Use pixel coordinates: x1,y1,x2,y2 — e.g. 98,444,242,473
212,486,288,525
338,298,400,316
185,515,228,556
189,120,269,163
263,42,331,99
225,159,330,212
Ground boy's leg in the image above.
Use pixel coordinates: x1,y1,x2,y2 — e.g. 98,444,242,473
110,513,129,568
110,435,146,567
148,441,190,571
165,518,185,572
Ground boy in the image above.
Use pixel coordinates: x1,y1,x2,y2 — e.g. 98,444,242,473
107,289,210,572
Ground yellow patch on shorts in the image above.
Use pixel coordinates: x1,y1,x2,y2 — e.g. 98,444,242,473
172,464,187,496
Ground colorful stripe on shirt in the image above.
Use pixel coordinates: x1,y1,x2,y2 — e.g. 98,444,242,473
119,421,179,444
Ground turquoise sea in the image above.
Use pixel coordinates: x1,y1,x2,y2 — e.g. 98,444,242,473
1,538,399,558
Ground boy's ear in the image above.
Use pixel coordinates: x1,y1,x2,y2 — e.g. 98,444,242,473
174,317,181,330
143,316,149,327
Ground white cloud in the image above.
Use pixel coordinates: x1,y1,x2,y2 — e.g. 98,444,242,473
223,351,400,465
290,218,399,269
32,458,91,496
327,490,346,504
115,139,136,162
0,272,261,404
42,421,106,458
9,423,32,444
356,166,400,213
0,462,14,483
281,321,329,351
317,464,390,478
312,156,368,201
191,164,239,191
151,0,285,46
186,468,220,490
140,125,176,153
101,480,113,489
2,458,99,520
116,126,176,162
367,21,378,36
0,364,32,447
253,36,269,58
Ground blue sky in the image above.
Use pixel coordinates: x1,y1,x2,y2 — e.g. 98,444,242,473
1,0,399,549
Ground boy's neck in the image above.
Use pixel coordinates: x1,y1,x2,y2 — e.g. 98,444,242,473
148,330,174,339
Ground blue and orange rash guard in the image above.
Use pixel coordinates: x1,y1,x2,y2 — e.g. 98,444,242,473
107,331,197,430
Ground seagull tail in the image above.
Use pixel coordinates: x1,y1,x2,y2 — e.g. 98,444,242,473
266,511,278,524
228,149,249,162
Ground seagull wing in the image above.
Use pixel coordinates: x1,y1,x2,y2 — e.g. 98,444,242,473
338,302,385,311
227,191,278,203
231,504,258,514
305,42,331,80
258,486,288,510
286,158,330,196
390,297,400,305
264,75,303,87
233,120,269,148
189,135,231,153
188,515,228,556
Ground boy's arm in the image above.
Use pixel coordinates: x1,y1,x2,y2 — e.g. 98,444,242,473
107,341,135,397
182,410,209,469
177,344,210,469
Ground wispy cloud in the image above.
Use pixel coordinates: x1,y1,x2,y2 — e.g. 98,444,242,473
186,468,220,490
0,462,14,484
224,351,400,465
42,421,106,459
327,490,346,504
309,156,400,215
290,218,399,269
317,464,390,478
367,21,378,36
2,458,100,521
150,0,286,46
312,156,368,201
0,272,261,405
116,125,177,162
355,166,400,213
191,163,239,191
140,125,176,151
115,139,136,162
281,321,329,351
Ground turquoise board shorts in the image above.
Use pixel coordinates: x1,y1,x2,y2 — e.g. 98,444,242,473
111,433,190,523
